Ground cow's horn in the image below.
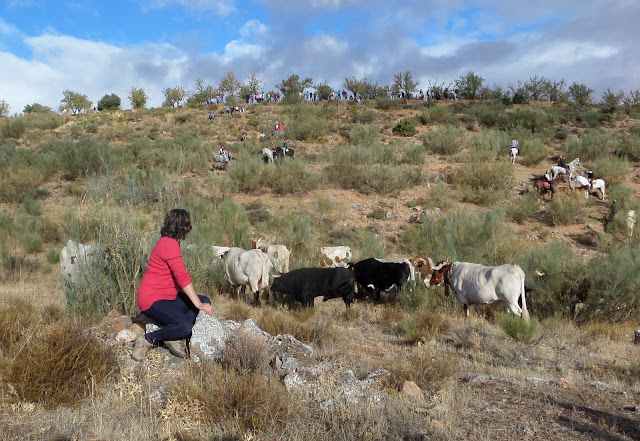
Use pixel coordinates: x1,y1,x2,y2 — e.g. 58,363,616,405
272,274,282,278
430,258,444,271
535,270,545,277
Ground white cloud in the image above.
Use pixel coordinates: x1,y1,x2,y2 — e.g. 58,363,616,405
306,34,348,54
240,20,268,38
143,0,235,16
222,40,263,62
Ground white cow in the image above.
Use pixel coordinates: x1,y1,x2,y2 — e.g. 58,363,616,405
316,246,352,267
222,247,273,304
431,261,530,323
59,239,109,286
252,238,290,273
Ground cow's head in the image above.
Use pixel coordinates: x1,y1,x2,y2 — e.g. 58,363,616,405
411,256,444,286
429,260,452,287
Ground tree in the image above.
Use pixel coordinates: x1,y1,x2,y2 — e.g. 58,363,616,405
568,82,593,105
23,103,53,114
524,75,548,101
162,86,186,108
478,83,503,101
277,74,313,104
0,100,10,117
393,71,419,100
219,72,242,104
97,93,121,111
343,77,371,99
623,89,640,107
600,88,624,114
60,90,92,115
314,82,333,100
455,71,484,100
128,87,148,109
508,82,530,104
246,72,262,95
187,78,216,106
543,79,567,102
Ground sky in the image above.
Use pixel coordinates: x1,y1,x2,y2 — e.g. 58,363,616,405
1,0,639,113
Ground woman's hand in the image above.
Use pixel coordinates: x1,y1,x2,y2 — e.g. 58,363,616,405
200,302,213,317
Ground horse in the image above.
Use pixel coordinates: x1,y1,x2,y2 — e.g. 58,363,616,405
262,148,274,164
534,175,565,200
573,175,606,200
212,152,232,170
551,158,580,180
510,147,519,164
274,146,294,160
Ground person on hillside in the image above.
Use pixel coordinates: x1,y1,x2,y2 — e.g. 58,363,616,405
283,141,289,155
511,137,519,151
544,169,555,193
557,155,567,168
132,209,213,361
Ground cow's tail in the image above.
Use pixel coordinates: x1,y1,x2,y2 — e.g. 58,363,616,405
520,268,530,323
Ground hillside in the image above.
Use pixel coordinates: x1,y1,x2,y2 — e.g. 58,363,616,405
0,98,639,440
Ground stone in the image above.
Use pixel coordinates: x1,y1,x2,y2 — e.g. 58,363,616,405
402,381,422,397
115,328,137,343
97,309,131,337
189,311,230,362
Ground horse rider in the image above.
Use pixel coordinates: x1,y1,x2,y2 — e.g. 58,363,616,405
587,170,594,187
558,155,567,169
511,137,519,152
219,145,227,161
544,169,555,193
283,141,288,155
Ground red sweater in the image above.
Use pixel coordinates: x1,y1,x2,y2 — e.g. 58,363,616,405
137,236,192,312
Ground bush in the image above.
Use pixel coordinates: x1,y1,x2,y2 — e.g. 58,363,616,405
419,105,454,125
348,124,380,145
403,307,450,343
392,118,417,137
0,117,26,140
590,156,630,185
506,192,540,224
97,93,121,111
498,314,537,343
286,106,328,141
520,241,588,318
470,129,507,159
468,102,508,128
352,109,377,124
20,232,43,254
580,110,603,128
583,243,640,322
519,138,549,166
563,129,620,161
222,328,271,373
42,137,114,180
422,125,466,155
547,192,585,225
507,107,555,134
6,321,117,407
618,134,640,161
85,122,99,133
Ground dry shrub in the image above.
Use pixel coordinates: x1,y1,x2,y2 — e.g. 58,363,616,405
225,301,253,322
6,321,117,407
498,313,538,343
383,346,459,393
0,296,40,352
403,308,451,344
222,328,271,373
173,362,291,433
258,307,337,345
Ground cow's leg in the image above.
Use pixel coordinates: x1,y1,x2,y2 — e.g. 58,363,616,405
474,304,483,317
464,304,470,319
253,290,260,306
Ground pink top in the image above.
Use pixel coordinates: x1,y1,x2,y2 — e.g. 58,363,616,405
137,236,192,312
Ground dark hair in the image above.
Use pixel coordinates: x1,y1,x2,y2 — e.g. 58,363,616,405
160,208,192,241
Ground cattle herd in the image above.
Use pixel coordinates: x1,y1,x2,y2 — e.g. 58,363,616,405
60,239,532,322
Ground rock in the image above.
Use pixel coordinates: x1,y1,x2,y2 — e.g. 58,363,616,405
97,309,132,338
320,398,337,412
284,371,312,393
189,311,230,362
336,370,366,404
589,381,613,390
526,377,556,386
468,374,494,383
402,381,422,398
559,377,573,388
622,405,637,412
433,173,444,183
115,328,137,343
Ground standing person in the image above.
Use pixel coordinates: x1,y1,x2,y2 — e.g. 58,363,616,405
279,121,285,136
132,209,213,361
274,121,279,137
511,137,519,151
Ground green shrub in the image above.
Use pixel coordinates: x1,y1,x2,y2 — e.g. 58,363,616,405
506,192,540,224
262,160,319,195
6,321,117,407
507,107,555,133
0,116,26,140
24,113,64,130
547,192,584,225
583,243,640,322
468,102,508,128
20,232,43,254
590,156,630,185
285,106,329,141
419,105,454,125
498,314,537,343
580,110,603,128
0,168,46,203
42,137,114,180
453,160,514,192
618,134,640,161
403,307,450,343
228,156,265,193
85,122,99,133
563,129,620,161
375,98,403,111
21,197,41,216
348,124,380,145
392,118,417,137
367,164,422,194
352,109,377,124
46,247,60,264
470,129,507,159
422,125,466,155
519,139,549,166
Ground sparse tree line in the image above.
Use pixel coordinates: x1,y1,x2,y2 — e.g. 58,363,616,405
1,71,639,118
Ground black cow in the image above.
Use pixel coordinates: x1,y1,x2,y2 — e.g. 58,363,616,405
353,258,413,301
270,267,355,308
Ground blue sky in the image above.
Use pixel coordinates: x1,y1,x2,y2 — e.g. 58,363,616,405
1,0,638,112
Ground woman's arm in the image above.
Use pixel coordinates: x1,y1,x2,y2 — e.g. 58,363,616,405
182,283,213,316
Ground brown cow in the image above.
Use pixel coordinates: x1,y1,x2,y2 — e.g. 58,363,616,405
409,255,444,287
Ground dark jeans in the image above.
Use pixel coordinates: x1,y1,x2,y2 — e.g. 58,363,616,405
142,292,211,344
